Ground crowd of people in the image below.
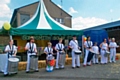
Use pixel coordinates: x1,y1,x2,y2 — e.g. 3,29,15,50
3,35,119,76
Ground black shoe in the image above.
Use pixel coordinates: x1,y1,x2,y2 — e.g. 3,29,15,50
26,71,30,73
4,74,9,77
76,66,80,68
72,67,75,69
34,70,39,72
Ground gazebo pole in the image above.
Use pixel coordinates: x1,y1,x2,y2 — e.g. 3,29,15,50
10,35,13,40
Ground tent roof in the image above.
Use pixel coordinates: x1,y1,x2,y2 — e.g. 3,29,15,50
10,0,83,36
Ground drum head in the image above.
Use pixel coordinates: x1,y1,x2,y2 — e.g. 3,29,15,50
8,58,19,62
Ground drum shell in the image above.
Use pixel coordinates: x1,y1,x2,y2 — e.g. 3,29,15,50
30,55,38,70
8,58,19,74
58,53,66,66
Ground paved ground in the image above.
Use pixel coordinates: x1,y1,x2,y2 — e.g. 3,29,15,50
0,60,120,80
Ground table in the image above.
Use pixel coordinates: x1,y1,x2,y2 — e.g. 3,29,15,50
0,54,7,72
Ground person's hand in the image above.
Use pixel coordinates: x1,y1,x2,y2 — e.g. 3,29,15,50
13,54,16,56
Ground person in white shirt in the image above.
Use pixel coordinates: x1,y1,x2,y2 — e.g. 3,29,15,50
92,42,99,64
109,38,119,63
83,36,93,67
69,35,80,69
44,42,54,71
100,38,109,64
55,38,65,69
25,36,38,73
4,40,17,76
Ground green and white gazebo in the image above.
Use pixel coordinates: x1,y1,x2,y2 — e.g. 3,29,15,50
10,0,83,36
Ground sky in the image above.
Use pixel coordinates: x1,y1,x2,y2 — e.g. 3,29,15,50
0,0,120,30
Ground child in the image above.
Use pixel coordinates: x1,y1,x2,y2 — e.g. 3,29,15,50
44,42,55,72
92,42,99,64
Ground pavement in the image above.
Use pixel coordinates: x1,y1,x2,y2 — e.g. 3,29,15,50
0,60,120,80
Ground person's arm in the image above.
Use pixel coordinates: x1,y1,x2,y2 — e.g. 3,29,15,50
34,43,37,53
100,43,103,50
25,43,29,51
55,44,59,52
69,41,73,49
13,46,17,56
44,47,48,54
4,45,10,53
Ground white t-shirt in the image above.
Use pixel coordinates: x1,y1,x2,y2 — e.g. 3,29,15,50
109,42,118,49
5,45,17,54
25,42,37,53
44,47,53,54
55,43,64,51
69,40,79,51
84,41,93,48
92,46,99,54
101,43,108,50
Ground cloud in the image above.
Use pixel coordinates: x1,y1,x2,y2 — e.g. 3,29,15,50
0,0,12,28
57,4,62,8
72,16,108,30
69,7,78,14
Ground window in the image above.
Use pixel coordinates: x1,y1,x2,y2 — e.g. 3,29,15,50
20,14,30,25
54,18,64,24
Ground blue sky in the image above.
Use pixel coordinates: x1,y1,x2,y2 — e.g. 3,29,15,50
0,0,120,29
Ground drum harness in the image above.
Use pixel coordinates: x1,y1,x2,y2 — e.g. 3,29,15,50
72,40,79,49
8,45,14,58
87,41,92,49
28,43,34,53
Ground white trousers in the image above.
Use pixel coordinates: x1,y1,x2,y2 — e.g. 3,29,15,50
26,53,38,71
55,52,65,68
4,53,12,75
93,54,99,63
110,49,116,62
100,50,108,64
71,51,80,67
83,49,91,65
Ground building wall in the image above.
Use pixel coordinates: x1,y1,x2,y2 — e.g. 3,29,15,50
12,0,71,28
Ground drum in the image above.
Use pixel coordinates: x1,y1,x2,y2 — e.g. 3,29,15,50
30,55,38,70
8,58,19,74
74,50,82,55
87,50,95,62
104,51,110,57
46,54,54,61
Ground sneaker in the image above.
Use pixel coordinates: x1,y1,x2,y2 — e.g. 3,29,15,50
26,71,30,73
4,74,9,77
76,66,80,68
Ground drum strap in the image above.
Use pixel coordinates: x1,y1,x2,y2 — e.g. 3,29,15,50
87,41,91,48
58,44,62,51
29,43,34,53
73,40,78,46
47,47,51,53
8,45,14,58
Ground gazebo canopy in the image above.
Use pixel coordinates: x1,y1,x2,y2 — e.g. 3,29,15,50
10,0,83,36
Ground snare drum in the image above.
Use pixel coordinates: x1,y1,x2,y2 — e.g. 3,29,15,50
74,50,82,55
8,58,19,74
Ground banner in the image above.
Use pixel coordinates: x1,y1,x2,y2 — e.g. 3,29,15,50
22,35,73,40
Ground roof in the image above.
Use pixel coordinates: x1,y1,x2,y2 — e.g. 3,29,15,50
83,20,120,31
10,0,71,24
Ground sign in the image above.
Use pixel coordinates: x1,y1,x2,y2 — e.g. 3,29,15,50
22,35,73,40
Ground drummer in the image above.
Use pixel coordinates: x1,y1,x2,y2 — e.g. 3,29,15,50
25,36,39,73
100,38,109,64
92,42,99,64
69,35,80,69
83,36,93,67
44,42,54,71
55,38,65,69
109,38,118,63
4,40,17,76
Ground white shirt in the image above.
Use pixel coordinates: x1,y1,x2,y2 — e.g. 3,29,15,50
25,42,37,53
5,45,17,54
109,42,118,49
69,40,79,51
84,41,93,48
101,43,108,50
55,43,64,51
44,47,53,54
92,46,99,54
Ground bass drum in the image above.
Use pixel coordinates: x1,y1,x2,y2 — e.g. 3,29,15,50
8,58,19,74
